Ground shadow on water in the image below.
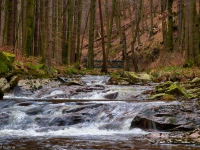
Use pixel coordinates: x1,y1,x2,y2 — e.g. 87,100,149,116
1,136,200,150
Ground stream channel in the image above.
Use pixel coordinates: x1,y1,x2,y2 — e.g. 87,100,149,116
1,75,200,149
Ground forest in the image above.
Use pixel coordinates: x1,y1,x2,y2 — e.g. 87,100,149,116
0,0,200,74
2,1,200,149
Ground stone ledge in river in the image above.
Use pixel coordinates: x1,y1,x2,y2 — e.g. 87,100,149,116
130,100,200,131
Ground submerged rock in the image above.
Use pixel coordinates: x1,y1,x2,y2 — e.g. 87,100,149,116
0,112,9,125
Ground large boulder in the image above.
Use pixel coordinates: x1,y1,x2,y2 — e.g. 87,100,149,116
0,51,15,74
130,100,200,131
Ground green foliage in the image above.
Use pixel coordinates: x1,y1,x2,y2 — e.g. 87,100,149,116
65,67,84,75
183,60,195,68
27,63,44,71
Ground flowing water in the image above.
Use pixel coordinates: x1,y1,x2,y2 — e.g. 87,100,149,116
1,76,199,149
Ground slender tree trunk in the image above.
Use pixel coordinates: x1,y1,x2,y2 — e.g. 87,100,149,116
98,0,107,73
34,0,39,56
106,0,116,61
177,0,182,47
88,0,96,69
76,0,82,67
22,0,26,54
7,0,12,46
149,0,153,37
57,0,62,64
161,0,167,51
0,0,2,45
67,0,73,65
167,0,173,51
122,28,129,71
12,0,17,50
45,0,53,74
71,0,77,64
62,0,67,64
141,0,144,34
80,8,90,65
25,0,34,55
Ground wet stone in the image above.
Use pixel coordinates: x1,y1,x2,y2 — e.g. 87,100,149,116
104,92,119,100
26,106,44,115
0,112,9,125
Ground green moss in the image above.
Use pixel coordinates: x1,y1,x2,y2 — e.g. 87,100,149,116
0,62,10,73
150,93,165,99
0,52,15,74
162,94,175,101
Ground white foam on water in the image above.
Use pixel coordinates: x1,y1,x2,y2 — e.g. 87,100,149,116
0,125,148,137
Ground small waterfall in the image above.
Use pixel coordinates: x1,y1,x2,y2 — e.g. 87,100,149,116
0,75,160,137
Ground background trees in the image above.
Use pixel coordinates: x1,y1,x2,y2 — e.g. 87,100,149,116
1,0,200,72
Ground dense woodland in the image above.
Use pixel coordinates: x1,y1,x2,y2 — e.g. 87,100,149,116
0,0,200,73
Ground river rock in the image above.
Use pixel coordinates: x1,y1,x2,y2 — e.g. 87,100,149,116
108,71,152,85
0,78,10,92
104,92,119,100
26,106,44,115
151,81,192,99
0,112,9,125
9,75,20,89
130,100,200,131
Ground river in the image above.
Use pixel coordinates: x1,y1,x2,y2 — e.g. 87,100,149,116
1,75,199,149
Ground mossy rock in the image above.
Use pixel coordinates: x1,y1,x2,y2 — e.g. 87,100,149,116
166,83,188,98
0,51,15,74
150,93,165,99
9,75,20,89
161,94,175,101
122,71,152,84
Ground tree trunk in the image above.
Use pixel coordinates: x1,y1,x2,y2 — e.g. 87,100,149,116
62,0,67,64
122,28,129,71
87,0,96,69
167,0,173,51
149,0,153,37
7,0,12,46
98,0,107,73
71,0,77,64
0,0,2,45
45,0,53,74
161,0,167,51
67,0,73,65
25,0,34,55
76,0,82,67
177,0,182,48
34,0,39,56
